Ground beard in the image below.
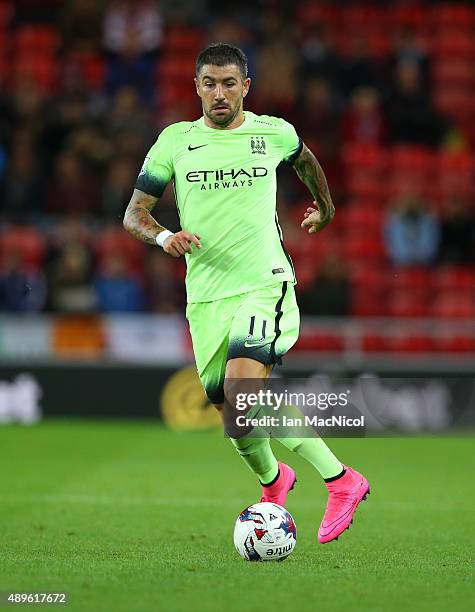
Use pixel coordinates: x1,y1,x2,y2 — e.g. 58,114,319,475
204,98,242,128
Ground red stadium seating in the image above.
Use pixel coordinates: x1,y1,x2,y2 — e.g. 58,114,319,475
14,25,59,55
387,268,433,293
387,293,430,318
434,267,475,292
163,27,204,54
386,335,437,353
436,336,475,353
0,226,46,271
433,59,475,88
295,332,344,352
432,294,475,318
95,228,147,278
431,4,475,29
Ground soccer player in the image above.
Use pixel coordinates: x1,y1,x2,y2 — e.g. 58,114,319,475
123,43,370,543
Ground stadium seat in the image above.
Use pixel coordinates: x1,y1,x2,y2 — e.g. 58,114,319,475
0,2,12,28
294,332,344,352
433,59,475,88
163,27,203,53
387,268,433,296
351,290,389,317
0,226,46,271
344,237,386,262
434,88,474,122
432,32,475,58
435,266,475,291
362,334,390,352
95,228,147,278
14,55,58,90
432,294,475,318
389,5,426,29
436,336,475,353
431,5,475,29
296,2,341,30
14,25,59,55
344,205,383,237
386,335,437,353
79,53,106,89
390,146,434,175
350,266,388,291
387,293,429,318
342,144,387,174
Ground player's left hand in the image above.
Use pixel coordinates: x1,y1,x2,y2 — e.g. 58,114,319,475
301,201,331,234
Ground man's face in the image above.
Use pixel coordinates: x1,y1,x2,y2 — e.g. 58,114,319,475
195,64,250,128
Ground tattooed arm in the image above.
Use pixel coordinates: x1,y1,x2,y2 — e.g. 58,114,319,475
123,189,201,257
123,189,164,245
292,143,335,234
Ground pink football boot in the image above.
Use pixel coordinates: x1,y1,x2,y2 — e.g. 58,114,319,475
318,465,370,544
260,462,297,507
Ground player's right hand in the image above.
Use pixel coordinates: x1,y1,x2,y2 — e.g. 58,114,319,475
163,231,202,257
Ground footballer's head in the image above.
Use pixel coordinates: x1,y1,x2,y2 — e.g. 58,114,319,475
195,43,251,128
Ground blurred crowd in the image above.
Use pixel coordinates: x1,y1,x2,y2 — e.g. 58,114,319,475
0,0,474,317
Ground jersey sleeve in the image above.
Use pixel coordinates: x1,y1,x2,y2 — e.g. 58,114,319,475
281,119,303,165
135,125,175,197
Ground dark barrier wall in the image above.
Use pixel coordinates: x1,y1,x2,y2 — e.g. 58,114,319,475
0,364,177,419
0,363,474,426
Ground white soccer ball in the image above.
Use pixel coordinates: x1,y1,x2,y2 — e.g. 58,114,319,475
233,502,297,561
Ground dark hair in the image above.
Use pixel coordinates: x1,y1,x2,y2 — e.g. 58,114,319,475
196,43,248,80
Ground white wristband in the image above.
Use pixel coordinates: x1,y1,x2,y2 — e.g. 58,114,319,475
155,230,174,248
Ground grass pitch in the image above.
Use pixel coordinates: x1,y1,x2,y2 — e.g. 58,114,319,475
1,421,474,612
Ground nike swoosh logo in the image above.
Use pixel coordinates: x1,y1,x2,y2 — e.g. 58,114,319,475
244,339,270,349
188,144,208,151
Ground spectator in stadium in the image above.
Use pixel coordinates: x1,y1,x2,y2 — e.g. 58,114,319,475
384,192,440,266
103,0,163,104
299,252,351,316
47,243,95,313
47,217,92,264
46,149,100,216
438,198,475,264
342,34,382,96
341,86,387,146
11,0,61,25
40,90,90,163
101,156,137,220
146,251,185,313
295,78,343,204
105,86,154,147
11,75,45,138
103,0,163,54
388,28,429,86
0,250,46,312
299,24,342,95
95,252,145,312
297,78,341,157
207,17,257,99
60,0,104,53
253,12,298,115
2,136,45,221
387,60,448,147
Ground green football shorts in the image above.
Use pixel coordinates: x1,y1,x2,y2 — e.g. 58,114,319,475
186,281,300,405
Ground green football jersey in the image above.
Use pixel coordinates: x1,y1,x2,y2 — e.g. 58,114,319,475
136,111,302,303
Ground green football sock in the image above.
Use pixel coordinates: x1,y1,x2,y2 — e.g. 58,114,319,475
276,436,343,480
230,436,279,485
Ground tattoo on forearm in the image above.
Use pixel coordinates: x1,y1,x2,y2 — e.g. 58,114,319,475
293,146,335,223
123,191,165,245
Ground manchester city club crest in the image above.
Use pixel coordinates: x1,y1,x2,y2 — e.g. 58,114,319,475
250,136,266,155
